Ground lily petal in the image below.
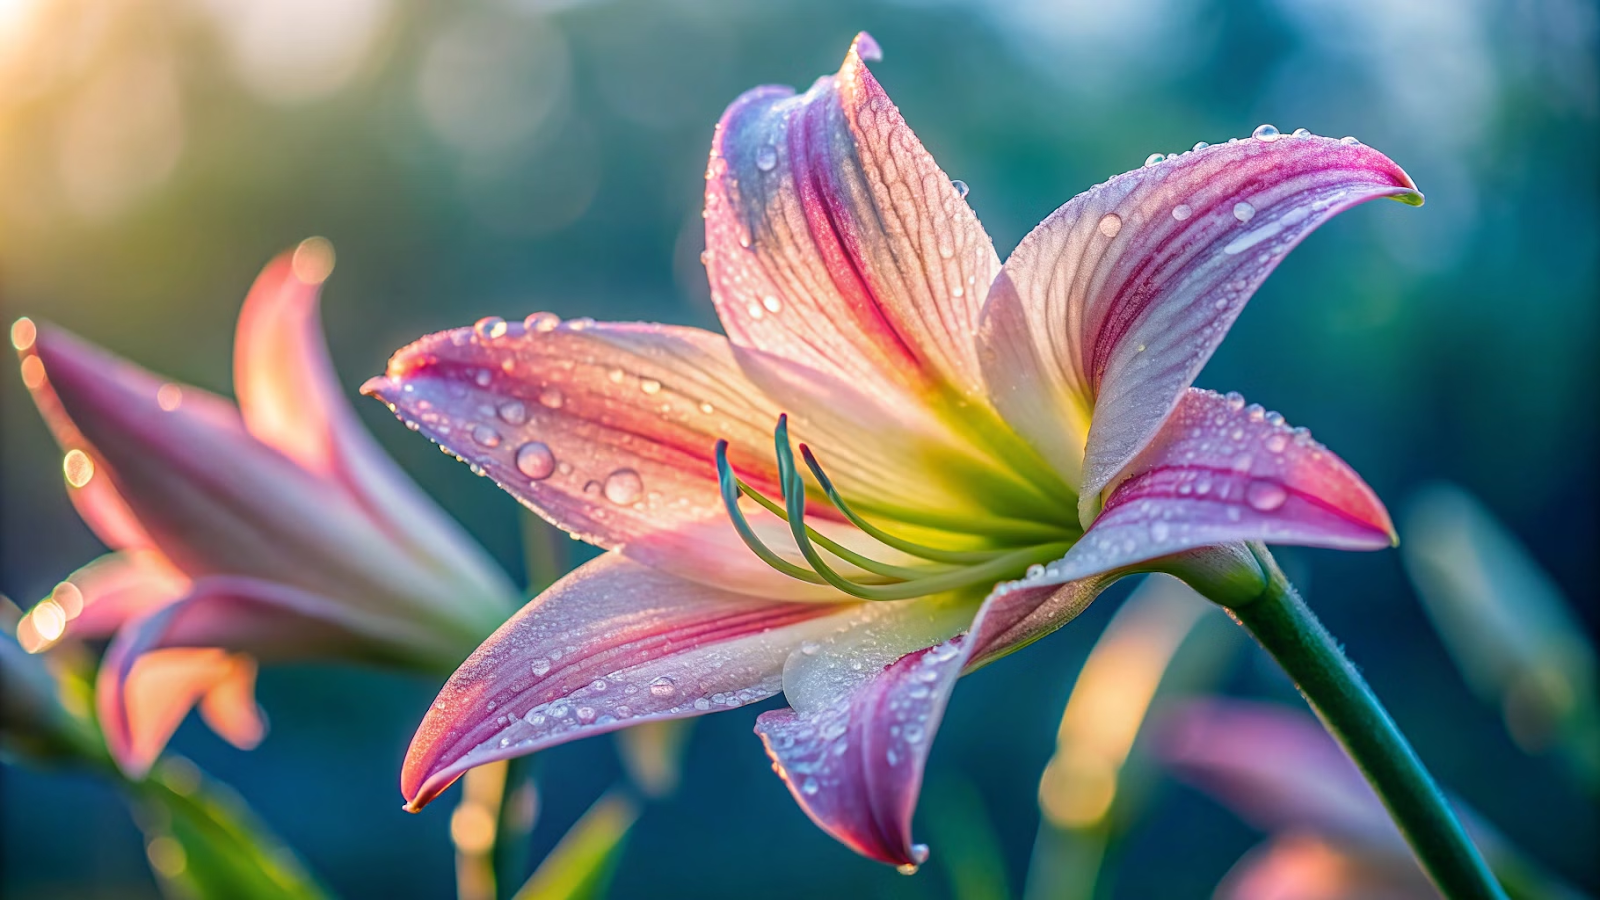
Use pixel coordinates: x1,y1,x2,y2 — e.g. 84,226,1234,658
57,550,188,640
99,575,453,776
196,653,268,752
102,647,258,778
1024,389,1394,585
1154,699,1394,842
234,246,515,615
21,325,488,636
364,319,946,597
977,135,1419,517
755,577,1113,867
706,32,998,407
401,554,859,810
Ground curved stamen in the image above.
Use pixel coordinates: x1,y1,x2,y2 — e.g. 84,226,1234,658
776,417,1073,601
799,444,1011,565
715,439,826,584
732,481,950,581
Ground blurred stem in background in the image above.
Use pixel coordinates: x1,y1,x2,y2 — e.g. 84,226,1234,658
1223,544,1508,900
1024,575,1239,900
1402,484,1600,795
926,775,1012,900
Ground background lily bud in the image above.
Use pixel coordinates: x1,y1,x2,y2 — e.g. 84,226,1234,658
10,242,521,776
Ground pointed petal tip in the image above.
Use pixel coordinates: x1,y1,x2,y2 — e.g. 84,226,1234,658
850,31,882,62
358,374,395,400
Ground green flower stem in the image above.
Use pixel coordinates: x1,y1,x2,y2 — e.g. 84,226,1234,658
1225,545,1507,900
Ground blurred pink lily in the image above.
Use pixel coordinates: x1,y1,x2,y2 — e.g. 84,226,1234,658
367,35,1417,868
13,239,519,778
1154,700,1575,900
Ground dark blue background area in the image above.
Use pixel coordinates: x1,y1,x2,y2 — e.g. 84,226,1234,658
3,0,1595,896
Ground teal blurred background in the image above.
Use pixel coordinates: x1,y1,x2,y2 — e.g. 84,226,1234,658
1,0,1595,896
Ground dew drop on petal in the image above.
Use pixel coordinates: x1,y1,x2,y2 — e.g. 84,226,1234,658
755,144,778,172
762,295,782,313
531,658,551,676
1252,123,1280,142
1340,135,1361,145
698,401,714,414
1233,201,1256,222
640,378,662,395
801,777,819,796
524,311,560,332
1192,141,1210,152
475,316,508,339
1171,204,1192,221
498,401,527,425
471,424,501,447
1292,127,1311,138
538,386,564,409
515,442,556,480
1098,213,1122,237
1246,481,1288,512
1143,152,1165,167
951,179,969,199
648,676,677,698
603,468,643,505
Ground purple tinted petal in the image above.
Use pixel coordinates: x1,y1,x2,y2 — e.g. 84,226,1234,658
20,326,486,633
755,577,1113,867
977,134,1419,519
1153,699,1395,843
1023,389,1394,586
402,555,858,810
96,576,427,777
235,246,517,617
706,32,998,406
756,637,966,869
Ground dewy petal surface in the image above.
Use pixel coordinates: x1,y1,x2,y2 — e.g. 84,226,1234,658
401,554,865,810
756,577,1114,866
977,134,1420,515
706,32,998,406
364,319,955,597
234,247,514,616
1021,389,1394,586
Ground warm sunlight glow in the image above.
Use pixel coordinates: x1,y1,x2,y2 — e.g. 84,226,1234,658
62,448,94,488
30,598,67,642
10,316,35,350
16,611,45,653
51,581,83,619
145,836,187,878
291,236,336,284
19,355,45,389
156,383,183,411
1040,578,1208,828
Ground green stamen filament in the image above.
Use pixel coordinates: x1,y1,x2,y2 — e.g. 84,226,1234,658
715,416,1075,602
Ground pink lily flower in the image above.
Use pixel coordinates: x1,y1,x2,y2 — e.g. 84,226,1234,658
366,34,1417,868
12,239,519,777
1153,700,1571,900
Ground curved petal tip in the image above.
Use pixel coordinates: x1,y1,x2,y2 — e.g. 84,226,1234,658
850,31,882,62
